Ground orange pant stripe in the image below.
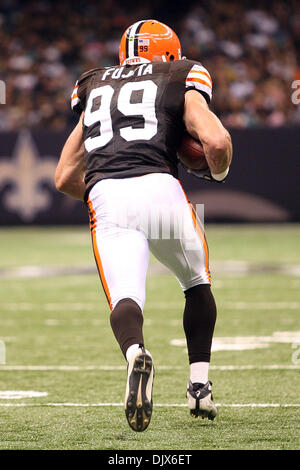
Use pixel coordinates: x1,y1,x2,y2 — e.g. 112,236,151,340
87,198,113,311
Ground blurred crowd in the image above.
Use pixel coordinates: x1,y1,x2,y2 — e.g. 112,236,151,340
0,0,299,131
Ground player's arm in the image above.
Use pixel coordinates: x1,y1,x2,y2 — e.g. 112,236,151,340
183,89,232,181
54,112,86,201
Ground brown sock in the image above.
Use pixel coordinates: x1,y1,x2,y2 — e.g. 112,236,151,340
110,298,144,358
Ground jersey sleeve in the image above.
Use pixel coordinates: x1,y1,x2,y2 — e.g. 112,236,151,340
70,80,82,114
184,61,212,104
70,68,101,115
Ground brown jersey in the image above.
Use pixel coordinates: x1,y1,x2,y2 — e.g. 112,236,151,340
71,59,213,201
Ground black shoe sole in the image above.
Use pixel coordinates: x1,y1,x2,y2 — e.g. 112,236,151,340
125,353,153,432
190,409,216,420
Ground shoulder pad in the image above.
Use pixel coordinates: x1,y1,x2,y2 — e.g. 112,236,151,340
77,67,103,85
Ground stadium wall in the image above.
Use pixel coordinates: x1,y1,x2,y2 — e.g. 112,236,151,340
0,127,299,225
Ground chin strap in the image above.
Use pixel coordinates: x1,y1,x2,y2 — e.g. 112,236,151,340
122,55,185,65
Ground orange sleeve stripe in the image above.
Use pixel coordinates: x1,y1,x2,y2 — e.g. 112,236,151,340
189,70,212,85
186,77,212,89
71,93,78,100
87,199,113,311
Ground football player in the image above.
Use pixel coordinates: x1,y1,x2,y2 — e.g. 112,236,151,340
55,20,232,432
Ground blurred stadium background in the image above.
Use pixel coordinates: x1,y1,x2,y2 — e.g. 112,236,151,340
0,0,300,224
0,0,299,451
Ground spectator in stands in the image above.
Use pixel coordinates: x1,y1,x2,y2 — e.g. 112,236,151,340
0,0,299,131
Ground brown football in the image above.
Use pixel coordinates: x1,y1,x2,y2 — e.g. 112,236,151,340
178,132,208,170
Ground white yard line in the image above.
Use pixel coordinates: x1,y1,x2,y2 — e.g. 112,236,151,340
1,301,300,311
146,301,300,310
0,364,299,371
171,331,300,352
1,262,300,279
222,302,300,310
0,391,48,399
0,402,299,408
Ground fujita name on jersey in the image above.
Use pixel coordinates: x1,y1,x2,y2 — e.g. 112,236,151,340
102,64,153,81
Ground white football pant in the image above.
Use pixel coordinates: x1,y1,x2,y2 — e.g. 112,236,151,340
87,173,210,311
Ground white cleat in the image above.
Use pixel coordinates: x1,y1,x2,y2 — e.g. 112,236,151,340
186,380,218,420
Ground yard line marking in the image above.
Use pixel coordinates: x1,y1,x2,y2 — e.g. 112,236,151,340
172,331,300,352
0,303,33,311
213,280,300,289
216,404,300,408
222,301,300,310
1,262,300,279
1,301,300,311
0,402,299,408
0,337,16,342
44,303,97,311
213,365,300,370
0,266,96,279
146,302,300,310
0,364,299,371
0,391,48,399
0,365,127,371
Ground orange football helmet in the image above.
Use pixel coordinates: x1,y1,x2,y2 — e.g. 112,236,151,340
119,19,182,65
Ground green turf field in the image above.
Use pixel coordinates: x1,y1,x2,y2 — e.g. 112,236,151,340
0,225,299,450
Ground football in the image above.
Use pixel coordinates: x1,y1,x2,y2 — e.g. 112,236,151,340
178,131,208,170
